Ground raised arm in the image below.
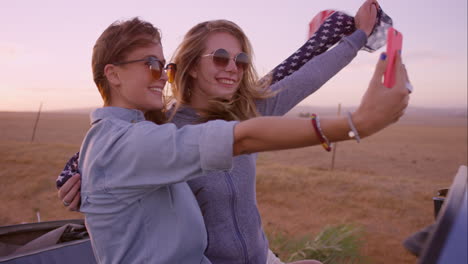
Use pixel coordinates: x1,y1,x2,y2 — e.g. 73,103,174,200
257,0,379,116
256,30,366,116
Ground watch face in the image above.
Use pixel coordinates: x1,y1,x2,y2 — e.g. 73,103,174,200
348,131,356,138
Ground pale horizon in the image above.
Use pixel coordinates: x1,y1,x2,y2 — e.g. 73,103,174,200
1,0,467,112
2,104,466,115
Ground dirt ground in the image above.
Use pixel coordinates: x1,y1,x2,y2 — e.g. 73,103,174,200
0,110,466,263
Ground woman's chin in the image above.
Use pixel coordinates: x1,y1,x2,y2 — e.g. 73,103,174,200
142,102,164,112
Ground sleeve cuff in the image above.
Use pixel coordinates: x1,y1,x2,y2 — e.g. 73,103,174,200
199,120,237,172
346,29,368,50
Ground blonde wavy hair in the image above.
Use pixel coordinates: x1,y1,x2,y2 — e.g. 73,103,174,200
169,19,273,122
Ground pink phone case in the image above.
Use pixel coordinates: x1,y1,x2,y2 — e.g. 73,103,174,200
384,27,403,88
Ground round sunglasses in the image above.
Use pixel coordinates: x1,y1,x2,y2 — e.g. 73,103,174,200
201,48,250,70
113,56,176,83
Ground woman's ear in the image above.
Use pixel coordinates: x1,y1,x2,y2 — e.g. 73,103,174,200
104,64,121,86
189,67,197,79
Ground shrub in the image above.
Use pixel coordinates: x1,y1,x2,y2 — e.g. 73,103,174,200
268,224,368,264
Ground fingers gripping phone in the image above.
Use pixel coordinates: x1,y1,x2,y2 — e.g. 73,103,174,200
384,27,403,88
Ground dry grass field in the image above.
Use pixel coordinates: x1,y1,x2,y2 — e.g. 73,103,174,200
0,109,466,263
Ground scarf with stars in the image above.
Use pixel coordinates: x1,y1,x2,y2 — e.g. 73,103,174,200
260,6,392,86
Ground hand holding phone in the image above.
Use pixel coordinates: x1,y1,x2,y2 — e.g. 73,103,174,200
384,27,403,88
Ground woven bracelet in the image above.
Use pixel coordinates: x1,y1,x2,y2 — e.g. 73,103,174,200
311,114,332,152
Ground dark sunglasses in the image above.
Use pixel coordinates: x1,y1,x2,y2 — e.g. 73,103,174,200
201,48,250,70
113,56,176,83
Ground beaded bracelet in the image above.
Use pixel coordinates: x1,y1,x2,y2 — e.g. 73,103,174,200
311,114,332,152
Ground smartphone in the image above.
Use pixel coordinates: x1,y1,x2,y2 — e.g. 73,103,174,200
384,27,403,88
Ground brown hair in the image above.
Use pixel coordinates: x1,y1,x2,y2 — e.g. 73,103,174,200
91,17,166,124
170,19,272,122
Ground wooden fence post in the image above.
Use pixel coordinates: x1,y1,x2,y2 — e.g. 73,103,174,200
331,103,341,170
31,102,43,143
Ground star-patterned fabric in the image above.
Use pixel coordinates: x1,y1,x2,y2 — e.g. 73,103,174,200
364,7,393,52
56,152,79,188
260,6,392,86
56,7,392,189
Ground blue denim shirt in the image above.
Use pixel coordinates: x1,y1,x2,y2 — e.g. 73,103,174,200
78,107,236,264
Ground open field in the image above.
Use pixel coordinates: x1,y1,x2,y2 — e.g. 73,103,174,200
0,109,466,263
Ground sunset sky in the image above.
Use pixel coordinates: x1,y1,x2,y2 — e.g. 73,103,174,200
1,0,467,112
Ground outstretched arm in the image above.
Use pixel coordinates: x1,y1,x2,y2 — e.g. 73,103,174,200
235,52,409,155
